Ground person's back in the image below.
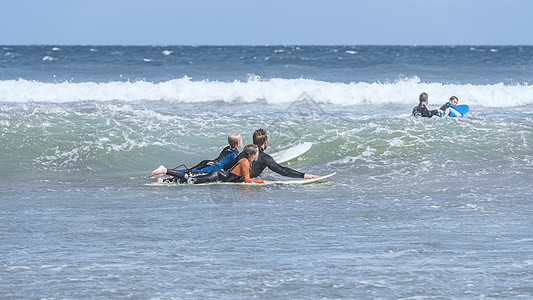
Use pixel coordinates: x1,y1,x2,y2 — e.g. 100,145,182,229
249,146,304,178
412,102,436,117
189,133,242,171
191,145,239,173
412,92,441,118
231,157,265,183
212,146,239,164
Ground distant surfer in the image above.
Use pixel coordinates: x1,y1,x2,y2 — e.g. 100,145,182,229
223,129,319,179
439,96,459,116
149,133,242,179
412,92,443,118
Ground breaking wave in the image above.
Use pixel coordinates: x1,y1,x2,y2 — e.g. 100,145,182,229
1,77,532,107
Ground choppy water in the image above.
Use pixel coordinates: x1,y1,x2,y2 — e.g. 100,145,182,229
1,46,532,298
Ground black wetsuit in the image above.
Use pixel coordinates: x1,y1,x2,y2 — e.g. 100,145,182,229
223,146,305,178
412,103,440,118
439,102,451,111
163,168,237,184
188,169,240,184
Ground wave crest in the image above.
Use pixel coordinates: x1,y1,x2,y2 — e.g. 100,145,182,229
1,77,532,107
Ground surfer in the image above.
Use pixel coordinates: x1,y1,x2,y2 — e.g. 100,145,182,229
149,133,242,178
440,96,459,112
223,129,319,179
412,92,443,118
161,144,271,184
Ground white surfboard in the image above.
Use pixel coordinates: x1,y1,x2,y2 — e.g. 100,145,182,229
270,142,312,164
269,172,336,184
146,173,335,186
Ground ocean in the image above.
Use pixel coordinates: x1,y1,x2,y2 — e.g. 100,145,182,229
1,45,532,298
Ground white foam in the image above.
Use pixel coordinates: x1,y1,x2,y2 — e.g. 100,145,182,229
0,77,532,107
42,56,56,61
162,50,173,56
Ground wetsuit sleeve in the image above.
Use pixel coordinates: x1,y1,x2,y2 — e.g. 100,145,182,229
420,106,439,118
440,103,449,111
428,109,440,117
223,152,243,171
194,153,237,173
262,154,305,178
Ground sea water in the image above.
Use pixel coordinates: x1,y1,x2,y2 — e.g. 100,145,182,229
1,46,532,298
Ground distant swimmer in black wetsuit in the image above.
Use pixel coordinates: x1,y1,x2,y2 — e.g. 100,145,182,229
149,133,242,179
412,92,443,118
223,129,319,180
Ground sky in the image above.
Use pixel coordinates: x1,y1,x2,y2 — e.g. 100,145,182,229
1,0,532,45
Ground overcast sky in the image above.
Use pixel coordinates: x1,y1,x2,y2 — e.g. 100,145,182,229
1,0,532,45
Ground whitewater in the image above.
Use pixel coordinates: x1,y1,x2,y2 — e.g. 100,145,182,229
2,77,533,107
1,45,532,299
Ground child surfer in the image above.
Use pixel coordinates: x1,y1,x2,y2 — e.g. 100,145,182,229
439,96,459,115
149,133,242,179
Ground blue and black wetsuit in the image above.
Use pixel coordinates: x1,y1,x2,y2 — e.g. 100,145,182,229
165,146,239,181
192,151,238,173
440,102,460,116
190,146,239,171
412,103,439,118
223,146,304,178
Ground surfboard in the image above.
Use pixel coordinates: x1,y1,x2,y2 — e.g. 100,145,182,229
269,172,336,184
441,104,469,117
145,172,336,186
270,142,312,164
449,104,469,117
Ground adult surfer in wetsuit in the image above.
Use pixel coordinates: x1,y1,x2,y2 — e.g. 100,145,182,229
412,92,443,118
223,129,319,179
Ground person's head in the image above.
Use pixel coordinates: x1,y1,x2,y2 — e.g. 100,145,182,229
419,92,429,105
449,96,459,106
228,133,242,148
242,144,259,162
253,128,268,149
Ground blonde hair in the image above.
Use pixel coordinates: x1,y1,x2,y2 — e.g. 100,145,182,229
228,133,242,148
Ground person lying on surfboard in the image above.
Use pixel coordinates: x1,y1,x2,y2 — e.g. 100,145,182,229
149,133,242,179
223,129,319,180
440,96,459,111
412,92,443,118
439,96,459,116
156,144,272,184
